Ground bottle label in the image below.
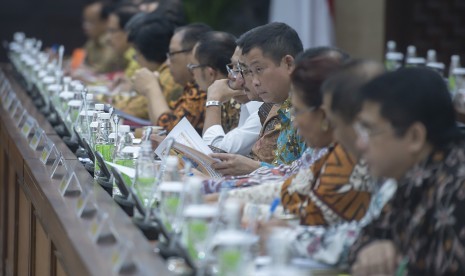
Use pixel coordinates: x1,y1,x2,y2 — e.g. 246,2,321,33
114,159,135,186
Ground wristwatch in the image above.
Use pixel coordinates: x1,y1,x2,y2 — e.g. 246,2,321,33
206,100,221,107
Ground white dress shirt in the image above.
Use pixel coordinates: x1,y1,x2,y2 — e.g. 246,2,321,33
203,101,262,155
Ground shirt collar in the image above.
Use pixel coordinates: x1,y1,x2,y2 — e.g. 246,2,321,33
277,98,292,124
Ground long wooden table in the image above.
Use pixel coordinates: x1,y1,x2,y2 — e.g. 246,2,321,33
0,64,172,276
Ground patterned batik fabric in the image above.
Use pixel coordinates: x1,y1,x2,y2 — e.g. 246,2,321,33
221,98,241,133
272,99,307,166
349,141,465,275
281,143,372,226
157,82,206,134
249,104,280,164
115,62,183,120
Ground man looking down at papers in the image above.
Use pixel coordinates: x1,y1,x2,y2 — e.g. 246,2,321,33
209,22,306,175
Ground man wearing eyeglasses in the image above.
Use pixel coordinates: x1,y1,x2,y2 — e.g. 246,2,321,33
210,22,306,175
187,31,243,137
200,42,263,156
132,23,212,134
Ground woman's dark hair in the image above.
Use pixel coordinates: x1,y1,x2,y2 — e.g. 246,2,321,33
359,67,462,149
290,48,346,108
128,17,174,63
322,59,385,123
236,22,303,64
195,31,236,76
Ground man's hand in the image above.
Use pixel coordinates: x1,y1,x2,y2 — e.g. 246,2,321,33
132,68,160,96
352,240,400,276
207,79,245,103
210,153,260,176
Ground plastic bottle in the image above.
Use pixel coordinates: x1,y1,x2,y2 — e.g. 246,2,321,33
94,112,114,179
113,125,135,192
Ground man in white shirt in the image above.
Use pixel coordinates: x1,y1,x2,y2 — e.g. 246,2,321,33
202,46,263,155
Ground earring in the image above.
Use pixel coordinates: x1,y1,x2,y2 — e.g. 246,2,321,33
321,119,330,132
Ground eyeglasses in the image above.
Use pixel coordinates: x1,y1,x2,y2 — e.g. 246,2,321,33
353,122,389,143
166,48,192,59
290,106,316,121
187,63,207,72
239,64,267,80
226,63,242,79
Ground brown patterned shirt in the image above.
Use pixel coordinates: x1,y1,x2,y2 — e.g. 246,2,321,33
157,82,207,134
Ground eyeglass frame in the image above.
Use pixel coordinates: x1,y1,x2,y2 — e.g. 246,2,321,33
290,105,317,121
186,63,208,72
226,62,242,79
166,48,192,59
238,63,267,80
353,121,391,144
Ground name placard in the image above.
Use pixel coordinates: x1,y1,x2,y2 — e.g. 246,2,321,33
29,128,44,150
21,116,36,138
40,137,55,165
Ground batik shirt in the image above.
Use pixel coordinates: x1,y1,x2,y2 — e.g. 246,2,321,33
84,35,125,74
157,82,206,134
281,144,372,226
349,141,465,275
288,179,397,268
272,98,307,166
115,62,183,120
221,98,241,133
249,103,280,164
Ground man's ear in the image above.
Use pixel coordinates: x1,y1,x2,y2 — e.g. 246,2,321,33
405,122,428,153
282,55,295,72
205,67,217,82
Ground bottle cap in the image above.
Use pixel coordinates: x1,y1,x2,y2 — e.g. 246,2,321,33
68,100,82,107
426,62,445,70
385,52,404,61
119,125,130,133
407,45,416,55
63,76,72,83
95,103,105,111
166,156,178,168
406,57,426,65
99,112,111,120
453,68,465,75
387,40,396,51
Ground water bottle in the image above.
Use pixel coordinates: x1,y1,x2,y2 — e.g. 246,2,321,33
90,103,105,148
94,112,114,179
113,125,135,194
214,200,257,276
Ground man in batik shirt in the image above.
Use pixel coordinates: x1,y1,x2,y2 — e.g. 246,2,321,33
132,23,212,133
350,68,465,275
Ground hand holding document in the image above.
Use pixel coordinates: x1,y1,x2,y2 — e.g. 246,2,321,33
154,118,223,178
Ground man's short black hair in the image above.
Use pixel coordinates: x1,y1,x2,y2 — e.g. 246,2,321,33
359,67,462,149
236,22,303,64
175,23,213,51
84,0,113,20
195,31,236,76
129,17,174,63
